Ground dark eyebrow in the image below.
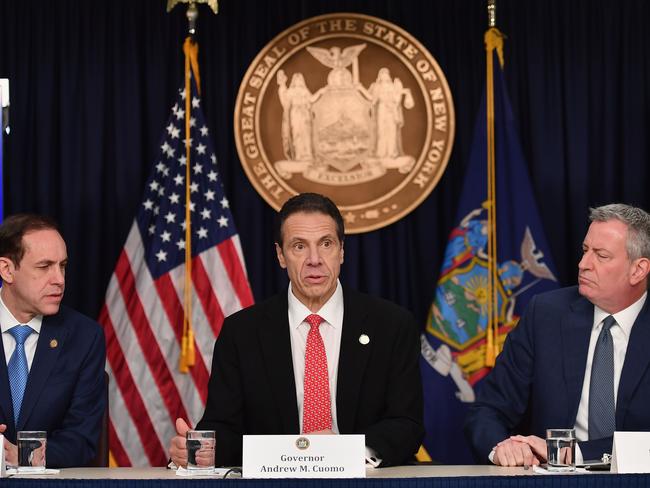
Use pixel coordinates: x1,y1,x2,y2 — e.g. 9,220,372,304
35,259,68,266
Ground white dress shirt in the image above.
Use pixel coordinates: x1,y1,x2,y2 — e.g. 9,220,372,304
574,292,646,451
287,280,344,434
0,293,43,370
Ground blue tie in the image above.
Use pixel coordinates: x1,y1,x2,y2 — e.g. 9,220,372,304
7,325,34,426
588,315,616,439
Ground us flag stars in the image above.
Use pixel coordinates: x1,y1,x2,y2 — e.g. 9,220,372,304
135,83,239,276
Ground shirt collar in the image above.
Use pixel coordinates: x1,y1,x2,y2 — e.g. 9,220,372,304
287,279,344,330
0,292,43,334
593,291,647,338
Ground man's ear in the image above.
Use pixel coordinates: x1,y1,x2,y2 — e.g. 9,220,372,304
275,243,287,269
340,241,344,264
631,257,650,286
0,257,15,284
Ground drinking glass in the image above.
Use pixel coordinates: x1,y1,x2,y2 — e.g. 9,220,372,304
17,431,47,473
186,430,215,472
546,428,576,472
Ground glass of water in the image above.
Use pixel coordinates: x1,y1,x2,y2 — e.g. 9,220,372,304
186,430,215,472
546,428,576,472
17,431,47,473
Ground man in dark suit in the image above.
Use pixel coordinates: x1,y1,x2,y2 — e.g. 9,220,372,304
169,193,423,467
465,204,650,466
0,214,106,468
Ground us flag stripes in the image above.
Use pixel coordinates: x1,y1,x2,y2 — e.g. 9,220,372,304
100,75,254,466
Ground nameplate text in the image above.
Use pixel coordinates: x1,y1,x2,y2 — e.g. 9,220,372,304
242,434,365,478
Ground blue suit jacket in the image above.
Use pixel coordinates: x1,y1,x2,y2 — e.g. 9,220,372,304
465,286,650,462
0,305,106,467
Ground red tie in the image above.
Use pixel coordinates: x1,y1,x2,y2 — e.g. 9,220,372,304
302,314,332,433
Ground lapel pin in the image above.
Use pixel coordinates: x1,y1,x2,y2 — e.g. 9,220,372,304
50,339,58,349
359,334,370,345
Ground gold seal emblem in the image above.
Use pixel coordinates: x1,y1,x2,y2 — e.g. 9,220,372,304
295,437,310,450
234,13,455,233
50,339,58,348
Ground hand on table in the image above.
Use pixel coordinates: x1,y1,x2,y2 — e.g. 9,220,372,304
169,418,191,468
0,424,18,466
509,435,547,461
492,436,542,467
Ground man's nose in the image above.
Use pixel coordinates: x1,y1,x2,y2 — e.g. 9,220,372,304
306,245,322,265
578,252,591,270
51,266,65,285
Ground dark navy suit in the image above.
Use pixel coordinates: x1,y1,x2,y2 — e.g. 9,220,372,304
465,286,650,462
196,288,424,467
0,305,106,467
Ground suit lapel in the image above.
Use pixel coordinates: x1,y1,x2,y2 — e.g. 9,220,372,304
258,294,299,433
336,290,372,433
616,298,650,427
562,296,593,424
0,333,15,436
17,314,68,430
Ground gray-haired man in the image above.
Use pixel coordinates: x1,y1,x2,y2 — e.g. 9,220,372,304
465,204,650,466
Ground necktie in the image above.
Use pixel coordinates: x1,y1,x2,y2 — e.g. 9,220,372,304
8,325,34,425
302,314,332,433
588,315,616,440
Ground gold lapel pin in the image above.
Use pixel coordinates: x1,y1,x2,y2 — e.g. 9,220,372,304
50,339,58,349
359,334,370,345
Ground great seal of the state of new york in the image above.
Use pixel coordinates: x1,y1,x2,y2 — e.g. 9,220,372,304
234,12,455,233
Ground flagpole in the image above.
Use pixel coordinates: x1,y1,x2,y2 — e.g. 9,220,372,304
484,0,504,367
168,0,219,372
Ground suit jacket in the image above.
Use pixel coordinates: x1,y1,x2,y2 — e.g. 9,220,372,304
465,286,650,462
196,288,424,467
0,305,106,467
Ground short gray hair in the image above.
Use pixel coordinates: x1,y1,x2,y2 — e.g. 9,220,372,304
589,204,650,260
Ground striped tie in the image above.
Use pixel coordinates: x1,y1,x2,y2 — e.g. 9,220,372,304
8,325,34,425
588,315,616,439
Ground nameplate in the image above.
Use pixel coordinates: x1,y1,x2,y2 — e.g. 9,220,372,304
611,431,650,473
0,434,5,478
242,434,365,478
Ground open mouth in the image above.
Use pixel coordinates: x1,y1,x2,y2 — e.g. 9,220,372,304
304,275,327,284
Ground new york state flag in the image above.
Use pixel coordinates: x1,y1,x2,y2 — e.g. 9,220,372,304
420,30,559,463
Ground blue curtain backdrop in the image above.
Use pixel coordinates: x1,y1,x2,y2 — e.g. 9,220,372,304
2,0,649,355
0,0,649,459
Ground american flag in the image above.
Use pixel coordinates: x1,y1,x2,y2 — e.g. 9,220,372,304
99,77,254,466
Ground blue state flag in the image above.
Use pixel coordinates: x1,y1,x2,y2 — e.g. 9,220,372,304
420,29,559,463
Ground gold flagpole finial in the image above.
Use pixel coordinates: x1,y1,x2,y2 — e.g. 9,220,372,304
167,0,218,14
487,0,496,28
167,0,218,35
